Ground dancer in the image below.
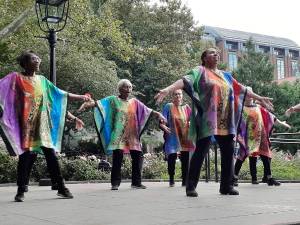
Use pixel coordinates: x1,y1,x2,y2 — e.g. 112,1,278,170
0,50,90,202
233,95,290,186
78,79,169,190
161,89,195,187
155,48,273,197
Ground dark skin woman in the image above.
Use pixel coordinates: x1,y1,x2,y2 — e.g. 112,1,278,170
155,48,273,197
0,50,90,202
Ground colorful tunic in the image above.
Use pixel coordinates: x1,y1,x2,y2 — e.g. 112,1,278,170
0,72,68,155
183,66,247,140
94,96,152,155
237,104,276,160
162,103,195,155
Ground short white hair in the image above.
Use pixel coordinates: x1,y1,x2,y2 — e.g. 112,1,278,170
117,79,132,92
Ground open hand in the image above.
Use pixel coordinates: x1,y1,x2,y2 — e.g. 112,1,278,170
154,89,169,104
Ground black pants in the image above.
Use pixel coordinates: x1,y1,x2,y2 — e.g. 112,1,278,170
186,135,234,192
234,155,272,179
167,151,189,184
17,147,64,193
23,152,58,186
111,150,143,186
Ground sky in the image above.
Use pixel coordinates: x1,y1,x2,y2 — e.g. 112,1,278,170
181,0,300,46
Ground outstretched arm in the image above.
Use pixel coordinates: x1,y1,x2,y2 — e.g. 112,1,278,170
246,89,273,111
275,118,291,130
154,79,184,104
152,110,171,134
68,93,91,102
77,99,96,112
285,103,300,117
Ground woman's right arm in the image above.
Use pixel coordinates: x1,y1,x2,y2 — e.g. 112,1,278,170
154,79,184,103
77,99,96,112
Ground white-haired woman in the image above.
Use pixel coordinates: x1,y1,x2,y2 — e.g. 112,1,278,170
78,79,169,190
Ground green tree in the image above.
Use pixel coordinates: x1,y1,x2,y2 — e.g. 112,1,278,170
234,39,274,96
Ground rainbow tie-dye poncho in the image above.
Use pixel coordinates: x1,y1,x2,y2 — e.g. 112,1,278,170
162,103,195,155
0,72,68,155
94,96,152,155
237,104,276,160
183,66,247,141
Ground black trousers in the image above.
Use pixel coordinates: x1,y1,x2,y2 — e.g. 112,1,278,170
17,147,64,192
234,155,272,179
167,151,189,184
111,150,143,186
186,135,234,192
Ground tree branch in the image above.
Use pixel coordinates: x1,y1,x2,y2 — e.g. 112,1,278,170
0,7,34,39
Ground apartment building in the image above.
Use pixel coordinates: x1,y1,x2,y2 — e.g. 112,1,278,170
203,26,300,83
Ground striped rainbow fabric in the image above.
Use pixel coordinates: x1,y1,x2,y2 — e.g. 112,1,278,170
94,96,152,155
0,72,68,155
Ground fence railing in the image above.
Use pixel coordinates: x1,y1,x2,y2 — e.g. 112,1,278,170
204,132,300,183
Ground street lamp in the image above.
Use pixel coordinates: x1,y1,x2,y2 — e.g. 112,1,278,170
35,0,69,84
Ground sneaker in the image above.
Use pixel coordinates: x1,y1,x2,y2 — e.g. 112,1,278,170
251,180,259,185
219,188,239,195
232,177,239,187
131,184,147,189
267,178,281,186
57,188,73,199
14,192,25,202
169,180,175,187
186,189,198,197
111,185,119,190
261,177,268,183
24,185,29,193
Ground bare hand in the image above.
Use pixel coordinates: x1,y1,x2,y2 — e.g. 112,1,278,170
285,108,294,117
281,121,291,129
77,100,95,112
260,97,273,111
160,123,171,134
75,117,85,131
154,89,169,104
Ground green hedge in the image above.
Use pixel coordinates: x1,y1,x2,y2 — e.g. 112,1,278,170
0,149,299,184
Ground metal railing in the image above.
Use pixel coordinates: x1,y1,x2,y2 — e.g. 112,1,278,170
204,132,300,183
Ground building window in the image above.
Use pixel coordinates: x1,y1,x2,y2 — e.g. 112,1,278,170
274,48,285,57
228,52,238,70
226,41,238,51
258,45,270,54
291,61,300,77
276,58,285,79
289,50,299,59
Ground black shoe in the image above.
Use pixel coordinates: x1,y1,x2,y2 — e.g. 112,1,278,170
186,189,198,197
24,185,29,192
169,180,175,187
131,184,147,189
261,177,268,183
267,178,281,186
181,180,186,187
57,188,73,199
251,180,259,185
14,192,25,202
111,185,119,190
219,188,239,195
232,177,239,186
51,183,59,190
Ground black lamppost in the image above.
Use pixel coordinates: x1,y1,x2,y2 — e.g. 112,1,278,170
35,0,69,85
